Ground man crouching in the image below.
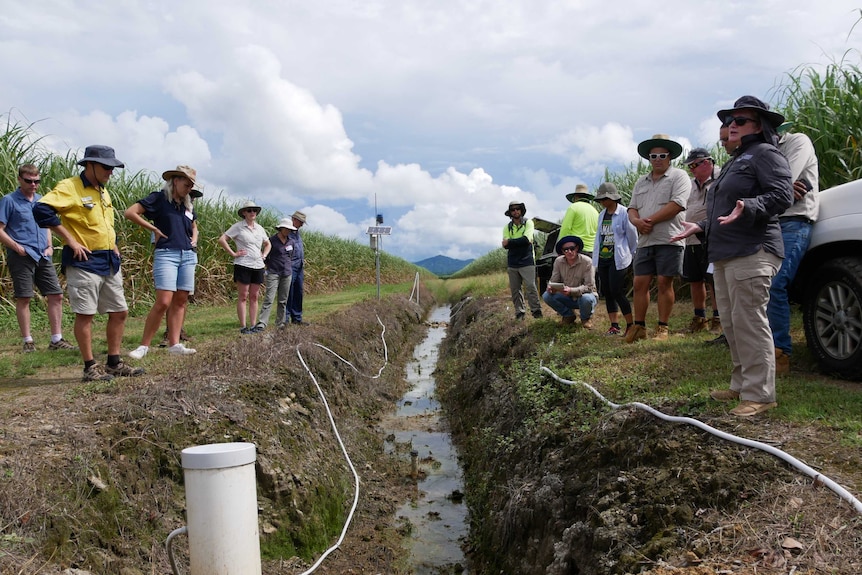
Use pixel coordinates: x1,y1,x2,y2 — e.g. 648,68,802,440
542,235,598,328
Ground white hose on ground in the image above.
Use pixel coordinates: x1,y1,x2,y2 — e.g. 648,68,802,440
291,314,391,574
540,366,862,515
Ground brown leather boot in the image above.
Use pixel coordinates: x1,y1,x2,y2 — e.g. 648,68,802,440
775,348,790,375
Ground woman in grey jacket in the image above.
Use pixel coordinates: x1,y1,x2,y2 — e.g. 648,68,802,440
673,96,792,417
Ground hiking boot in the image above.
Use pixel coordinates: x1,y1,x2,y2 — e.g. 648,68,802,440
48,338,76,351
605,326,621,336
532,310,543,319
22,341,36,353
128,345,149,360
179,328,191,342
83,363,114,382
625,324,647,343
515,312,525,321
582,318,594,330
159,333,169,348
105,360,145,378
775,348,790,375
708,317,722,334
252,323,265,333
652,325,669,341
730,400,778,417
168,343,197,355
710,388,740,402
240,327,253,334
705,333,728,347
686,316,709,333
561,315,576,325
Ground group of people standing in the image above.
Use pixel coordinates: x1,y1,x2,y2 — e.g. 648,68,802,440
503,94,819,417
1,144,308,382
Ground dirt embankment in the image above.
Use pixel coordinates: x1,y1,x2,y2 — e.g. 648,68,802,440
0,294,432,575
435,296,862,575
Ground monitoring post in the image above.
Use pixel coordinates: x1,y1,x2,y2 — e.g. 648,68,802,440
366,216,392,300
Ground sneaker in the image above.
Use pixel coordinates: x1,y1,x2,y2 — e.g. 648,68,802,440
705,333,728,347
48,338,76,351
128,345,149,360
730,400,778,417
625,324,647,343
710,389,740,402
240,327,253,334
83,363,114,382
293,320,310,326
105,360,145,378
686,316,709,333
605,326,621,336
168,343,196,355
652,325,670,341
22,341,36,353
708,317,722,334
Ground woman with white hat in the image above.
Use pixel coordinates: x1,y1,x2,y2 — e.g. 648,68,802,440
124,165,201,358
253,217,296,331
218,200,271,334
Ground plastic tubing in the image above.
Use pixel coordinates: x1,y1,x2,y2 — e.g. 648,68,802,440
166,526,188,575
291,314,391,574
540,366,862,515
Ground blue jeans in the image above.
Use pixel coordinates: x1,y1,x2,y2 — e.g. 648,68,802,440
286,267,304,322
767,219,812,355
542,290,597,321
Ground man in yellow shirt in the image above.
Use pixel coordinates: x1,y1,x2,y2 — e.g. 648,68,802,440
34,145,144,382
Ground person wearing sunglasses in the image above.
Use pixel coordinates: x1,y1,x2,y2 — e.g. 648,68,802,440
502,201,543,320
672,96,793,417
542,235,597,328
33,145,145,382
681,148,721,336
626,134,691,343
0,164,75,353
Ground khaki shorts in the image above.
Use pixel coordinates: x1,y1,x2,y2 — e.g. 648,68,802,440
66,267,128,315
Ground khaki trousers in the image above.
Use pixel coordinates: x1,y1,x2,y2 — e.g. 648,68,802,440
712,249,781,403
507,265,541,315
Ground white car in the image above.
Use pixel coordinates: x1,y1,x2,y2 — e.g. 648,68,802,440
796,178,862,380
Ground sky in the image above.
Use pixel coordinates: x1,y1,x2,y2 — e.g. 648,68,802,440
1,1,859,262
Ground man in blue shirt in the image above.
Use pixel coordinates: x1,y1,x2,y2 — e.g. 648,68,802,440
0,164,75,353
285,210,308,325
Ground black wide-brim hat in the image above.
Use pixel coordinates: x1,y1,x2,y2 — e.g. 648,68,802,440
637,134,683,160
76,145,125,168
555,235,584,255
717,95,785,129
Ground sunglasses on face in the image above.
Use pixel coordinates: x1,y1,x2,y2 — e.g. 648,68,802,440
562,246,578,252
649,153,670,160
722,116,760,127
21,177,41,185
688,160,710,169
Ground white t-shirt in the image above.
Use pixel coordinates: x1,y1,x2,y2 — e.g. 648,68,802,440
224,221,269,269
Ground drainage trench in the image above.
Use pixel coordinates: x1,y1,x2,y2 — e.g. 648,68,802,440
382,305,469,574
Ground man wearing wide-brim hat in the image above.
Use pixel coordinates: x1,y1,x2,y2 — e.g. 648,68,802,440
286,210,309,325
255,217,298,331
672,95,793,417
626,134,691,343
33,145,145,382
502,200,543,320
542,235,598,328
559,184,599,257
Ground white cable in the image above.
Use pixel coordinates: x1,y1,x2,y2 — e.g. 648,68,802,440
292,314,391,574
540,366,862,515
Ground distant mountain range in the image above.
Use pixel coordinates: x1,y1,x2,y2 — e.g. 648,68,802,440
413,255,474,276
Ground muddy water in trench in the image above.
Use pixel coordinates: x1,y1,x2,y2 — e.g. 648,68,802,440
382,306,469,574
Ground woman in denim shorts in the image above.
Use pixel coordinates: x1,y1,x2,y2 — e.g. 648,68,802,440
124,165,201,358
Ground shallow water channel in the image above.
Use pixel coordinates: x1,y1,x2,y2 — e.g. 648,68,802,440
382,306,469,574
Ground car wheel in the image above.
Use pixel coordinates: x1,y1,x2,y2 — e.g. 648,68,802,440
803,256,862,381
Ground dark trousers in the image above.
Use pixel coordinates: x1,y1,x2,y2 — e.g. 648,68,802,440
286,267,304,322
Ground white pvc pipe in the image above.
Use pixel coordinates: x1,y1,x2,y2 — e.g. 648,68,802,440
540,366,862,515
181,442,262,575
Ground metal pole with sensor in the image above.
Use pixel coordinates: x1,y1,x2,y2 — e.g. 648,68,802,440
366,214,391,301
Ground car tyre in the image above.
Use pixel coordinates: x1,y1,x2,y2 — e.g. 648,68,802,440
803,256,862,381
